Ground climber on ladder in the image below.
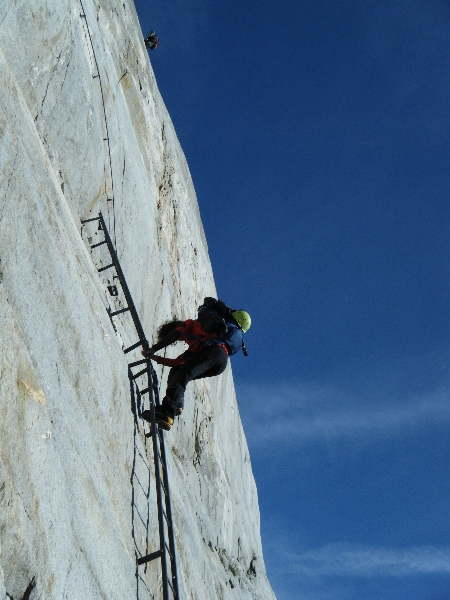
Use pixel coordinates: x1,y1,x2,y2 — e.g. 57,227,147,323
141,297,251,431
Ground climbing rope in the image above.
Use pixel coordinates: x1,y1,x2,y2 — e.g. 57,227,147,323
78,0,118,250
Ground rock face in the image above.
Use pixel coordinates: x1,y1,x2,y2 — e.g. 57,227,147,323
0,1,276,599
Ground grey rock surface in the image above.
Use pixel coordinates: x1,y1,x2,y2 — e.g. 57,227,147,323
0,1,276,599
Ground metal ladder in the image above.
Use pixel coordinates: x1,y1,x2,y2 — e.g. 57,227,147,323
81,212,180,600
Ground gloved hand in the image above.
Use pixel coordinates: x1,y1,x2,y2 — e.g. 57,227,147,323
142,345,157,358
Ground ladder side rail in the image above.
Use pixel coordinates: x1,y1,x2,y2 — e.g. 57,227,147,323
146,362,171,600
150,332,179,598
142,381,152,571
150,366,179,596
83,215,179,598
131,421,139,556
130,376,149,569
98,213,149,350
157,431,180,599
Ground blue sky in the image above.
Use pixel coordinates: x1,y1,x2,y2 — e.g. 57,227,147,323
134,1,450,598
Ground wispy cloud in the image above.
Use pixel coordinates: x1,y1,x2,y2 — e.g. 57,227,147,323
236,382,450,448
279,543,450,578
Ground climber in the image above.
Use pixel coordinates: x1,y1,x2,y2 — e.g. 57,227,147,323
141,297,251,431
144,30,159,50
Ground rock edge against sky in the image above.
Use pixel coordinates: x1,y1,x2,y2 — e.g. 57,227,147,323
0,1,276,598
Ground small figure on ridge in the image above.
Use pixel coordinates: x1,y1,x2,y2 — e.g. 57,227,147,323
141,297,251,431
144,30,159,50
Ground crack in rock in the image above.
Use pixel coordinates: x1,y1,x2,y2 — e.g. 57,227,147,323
5,576,36,600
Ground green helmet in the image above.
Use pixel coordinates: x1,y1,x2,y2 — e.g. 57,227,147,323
232,310,251,333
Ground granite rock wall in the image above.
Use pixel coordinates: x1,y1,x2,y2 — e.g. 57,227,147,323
0,1,276,598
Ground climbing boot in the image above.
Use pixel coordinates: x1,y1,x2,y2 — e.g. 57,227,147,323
154,406,174,431
141,407,174,431
141,409,153,423
161,396,182,417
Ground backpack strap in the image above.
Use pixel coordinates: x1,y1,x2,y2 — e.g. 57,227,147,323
241,338,248,357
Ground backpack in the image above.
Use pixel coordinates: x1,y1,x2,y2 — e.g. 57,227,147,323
197,300,248,356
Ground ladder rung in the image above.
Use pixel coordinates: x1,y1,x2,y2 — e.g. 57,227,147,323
124,340,144,354
98,263,114,272
81,217,99,223
91,240,106,249
132,368,147,380
137,549,163,565
139,387,149,395
110,307,131,317
128,359,148,368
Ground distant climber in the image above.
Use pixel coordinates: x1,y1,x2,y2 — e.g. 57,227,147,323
144,30,159,50
141,297,251,431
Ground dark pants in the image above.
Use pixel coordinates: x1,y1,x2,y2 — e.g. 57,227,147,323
162,345,228,417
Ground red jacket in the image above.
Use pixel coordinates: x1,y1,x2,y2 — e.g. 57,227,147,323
150,320,228,367
175,319,218,353
150,319,229,367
